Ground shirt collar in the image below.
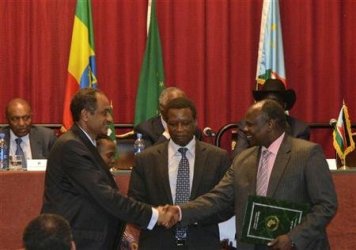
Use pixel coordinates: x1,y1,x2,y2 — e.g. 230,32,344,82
261,132,285,155
77,125,97,147
10,130,30,143
169,136,196,156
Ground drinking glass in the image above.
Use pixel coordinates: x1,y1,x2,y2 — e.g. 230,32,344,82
9,155,23,171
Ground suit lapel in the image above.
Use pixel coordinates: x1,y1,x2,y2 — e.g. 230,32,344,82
72,124,118,188
250,148,261,195
190,141,205,199
267,136,292,196
29,127,41,158
156,142,174,203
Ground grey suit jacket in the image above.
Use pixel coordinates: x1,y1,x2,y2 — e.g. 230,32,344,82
2,126,57,159
181,135,337,250
128,140,231,250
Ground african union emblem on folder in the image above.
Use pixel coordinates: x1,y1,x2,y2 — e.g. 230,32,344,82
241,195,309,245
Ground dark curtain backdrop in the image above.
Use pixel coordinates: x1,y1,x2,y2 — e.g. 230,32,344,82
1,0,356,157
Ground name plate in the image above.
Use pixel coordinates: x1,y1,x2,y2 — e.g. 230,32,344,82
326,159,337,170
26,159,47,171
240,195,309,245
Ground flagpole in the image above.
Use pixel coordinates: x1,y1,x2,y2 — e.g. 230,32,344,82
340,156,349,170
147,0,152,35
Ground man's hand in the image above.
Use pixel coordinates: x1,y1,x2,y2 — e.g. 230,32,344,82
267,234,295,250
157,205,180,228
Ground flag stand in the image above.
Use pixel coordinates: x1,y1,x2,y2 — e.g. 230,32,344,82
339,157,349,170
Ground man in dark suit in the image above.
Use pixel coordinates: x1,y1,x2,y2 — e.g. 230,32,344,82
41,88,169,250
165,99,337,250
231,79,310,159
128,97,231,249
134,87,202,147
2,98,56,161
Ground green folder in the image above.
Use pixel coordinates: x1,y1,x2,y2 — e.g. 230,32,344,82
240,195,309,245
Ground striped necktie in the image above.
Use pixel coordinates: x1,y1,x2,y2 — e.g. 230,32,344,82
256,149,271,196
15,138,26,168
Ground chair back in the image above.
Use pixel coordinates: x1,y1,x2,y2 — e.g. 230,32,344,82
115,131,135,170
215,123,238,153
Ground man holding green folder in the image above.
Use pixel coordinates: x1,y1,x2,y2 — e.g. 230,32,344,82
163,99,337,250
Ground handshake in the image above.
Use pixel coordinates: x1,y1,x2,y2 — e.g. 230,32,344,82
156,205,181,228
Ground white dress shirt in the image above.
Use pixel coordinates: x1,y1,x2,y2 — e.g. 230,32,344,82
9,130,32,159
168,137,196,203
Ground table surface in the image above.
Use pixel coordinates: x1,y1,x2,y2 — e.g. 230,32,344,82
0,170,355,249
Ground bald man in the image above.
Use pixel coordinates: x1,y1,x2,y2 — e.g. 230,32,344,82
134,87,202,147
1,98,57,164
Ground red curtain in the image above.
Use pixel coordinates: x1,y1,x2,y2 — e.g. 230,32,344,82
1,0,356,157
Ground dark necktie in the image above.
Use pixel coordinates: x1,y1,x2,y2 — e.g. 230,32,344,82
15,138,26,168
256,149,271,196
175,147,190,240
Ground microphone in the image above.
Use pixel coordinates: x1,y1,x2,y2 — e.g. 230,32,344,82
329,118,337,128
203,127,216,137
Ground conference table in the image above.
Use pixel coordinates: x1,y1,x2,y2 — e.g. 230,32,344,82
0,170,355,249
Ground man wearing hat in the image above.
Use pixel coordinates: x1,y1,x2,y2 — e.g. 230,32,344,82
231,78,310,159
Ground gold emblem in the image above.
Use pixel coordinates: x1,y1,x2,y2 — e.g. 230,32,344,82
265,215,280,232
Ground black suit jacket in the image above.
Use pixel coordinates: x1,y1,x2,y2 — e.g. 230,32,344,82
128,140,231,250
2,126,57,158
134,115,202,147
231,115,310,159
41,124,152,250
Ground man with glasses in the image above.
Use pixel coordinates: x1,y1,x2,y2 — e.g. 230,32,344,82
1,98,56,166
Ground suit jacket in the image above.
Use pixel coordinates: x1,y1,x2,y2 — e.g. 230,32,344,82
231,115,310,159
134,115,202,147
41,124,152,250
181,135,337,250
128,140,231,250
2,126,57,158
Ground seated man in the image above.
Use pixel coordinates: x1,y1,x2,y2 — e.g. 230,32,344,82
96,135,138,249
1,98,57,164
22,213,76,250
231,79,310,159
134,87,202,147
97,135,117,171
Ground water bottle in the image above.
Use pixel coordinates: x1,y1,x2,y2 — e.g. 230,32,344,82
0,133,9,170
134,133,145,155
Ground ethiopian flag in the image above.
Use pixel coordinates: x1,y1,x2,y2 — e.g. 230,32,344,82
62,0,97,131
134,0,165,125
256,0,286,88
333,102,355,161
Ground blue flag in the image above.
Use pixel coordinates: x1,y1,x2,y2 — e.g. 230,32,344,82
256,0,286,88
